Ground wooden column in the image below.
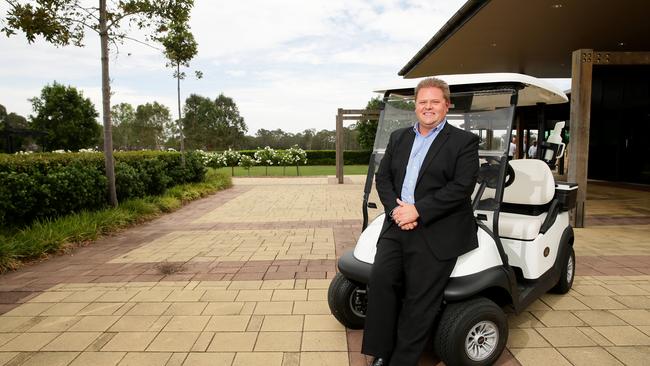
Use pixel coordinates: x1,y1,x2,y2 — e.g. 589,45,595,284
535,103,545,159
535,103,546,159
335,109,344,184
568,49,593,228
515,114,524,159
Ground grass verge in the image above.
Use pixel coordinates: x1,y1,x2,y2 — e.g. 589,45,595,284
0,169,231,273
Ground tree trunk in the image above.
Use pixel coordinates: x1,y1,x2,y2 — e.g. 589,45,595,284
177,62,185,167
99,0,118,207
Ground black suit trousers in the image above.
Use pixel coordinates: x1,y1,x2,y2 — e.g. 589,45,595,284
361,224,457,365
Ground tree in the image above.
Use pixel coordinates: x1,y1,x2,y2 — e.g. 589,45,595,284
111,102,135,150
300,128,316,150
356,96,383,150
183,94,216,150
159,18,199,164
132,102,170,149
344,125,360,150
3,0,195,206
312,129,336,150
214,94,247,149
29,82,100,151
254,128,291,149
1,103,38,152
182,93,247,150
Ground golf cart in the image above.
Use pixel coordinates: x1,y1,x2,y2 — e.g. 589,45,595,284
328,73,577,365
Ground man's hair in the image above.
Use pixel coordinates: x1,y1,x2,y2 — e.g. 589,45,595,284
414,77,451,102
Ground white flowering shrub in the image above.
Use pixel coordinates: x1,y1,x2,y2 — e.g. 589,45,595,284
193,150,212,167
209,153,227,168
222,148,242,176
285,145,307,165
78,148,99,153
254,146,278,176
238,154,256,176
222,148,241,166
285,145,308,176
189,150,229,171
254,146,277,165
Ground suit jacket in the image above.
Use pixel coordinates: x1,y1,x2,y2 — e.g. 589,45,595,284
376,122,480,260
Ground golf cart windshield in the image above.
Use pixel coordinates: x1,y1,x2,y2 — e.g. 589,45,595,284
363,88,517,226
374,89,515,159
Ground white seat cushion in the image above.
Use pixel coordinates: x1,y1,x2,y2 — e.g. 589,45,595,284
504,160,555,205
498,212,547,240
476,210,547,241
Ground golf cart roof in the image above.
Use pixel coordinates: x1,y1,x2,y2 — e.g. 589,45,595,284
375,73,568,106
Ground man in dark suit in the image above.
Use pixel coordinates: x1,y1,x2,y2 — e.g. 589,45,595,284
361,77,479,366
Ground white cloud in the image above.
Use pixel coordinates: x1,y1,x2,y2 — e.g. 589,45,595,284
0,0,467,134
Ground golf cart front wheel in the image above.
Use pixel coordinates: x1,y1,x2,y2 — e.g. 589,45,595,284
434,297,508,366
551,246,575,294
328,273,366,329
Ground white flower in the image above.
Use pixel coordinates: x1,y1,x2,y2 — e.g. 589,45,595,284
79,148,99,153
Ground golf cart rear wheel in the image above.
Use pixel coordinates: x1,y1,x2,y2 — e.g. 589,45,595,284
434,297,508,366
551,246,575,294
328,273,366,329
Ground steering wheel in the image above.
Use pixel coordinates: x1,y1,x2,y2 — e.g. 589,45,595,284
478,157,515,189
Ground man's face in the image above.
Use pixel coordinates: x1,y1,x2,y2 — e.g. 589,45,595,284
415,87,449,133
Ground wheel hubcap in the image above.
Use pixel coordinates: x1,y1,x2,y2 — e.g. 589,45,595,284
465,320,498,361
566,254,574,283
349,288,367,318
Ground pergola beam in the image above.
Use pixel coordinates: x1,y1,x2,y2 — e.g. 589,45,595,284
335,108,381,184
591,51,650,65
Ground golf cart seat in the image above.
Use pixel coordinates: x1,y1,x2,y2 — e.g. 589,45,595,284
499,159,556,240
476,159,557,241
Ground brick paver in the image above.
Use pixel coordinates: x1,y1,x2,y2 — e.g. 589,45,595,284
0,177,648,365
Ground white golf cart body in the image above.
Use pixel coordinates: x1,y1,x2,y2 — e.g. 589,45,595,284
356,160,573,280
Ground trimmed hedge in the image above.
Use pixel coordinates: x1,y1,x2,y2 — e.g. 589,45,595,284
0,169,231,272
0,151,206,226
236,150,371,166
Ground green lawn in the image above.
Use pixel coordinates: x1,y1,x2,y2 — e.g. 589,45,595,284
216,165,369,177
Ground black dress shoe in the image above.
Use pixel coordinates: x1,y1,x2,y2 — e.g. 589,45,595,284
371,358,388,366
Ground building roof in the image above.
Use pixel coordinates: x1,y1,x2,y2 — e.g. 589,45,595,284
399,0,650,78
375,72,568,106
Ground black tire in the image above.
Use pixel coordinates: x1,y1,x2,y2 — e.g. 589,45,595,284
433,297,508,366
551,246,575,294
328,273,366,329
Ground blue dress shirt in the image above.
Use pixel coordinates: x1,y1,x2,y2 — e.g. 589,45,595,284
400,120,446,204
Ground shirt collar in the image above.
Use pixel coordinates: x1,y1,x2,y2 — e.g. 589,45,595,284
413,119,446,138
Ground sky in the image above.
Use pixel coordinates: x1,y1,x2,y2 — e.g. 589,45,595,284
0,0,567,135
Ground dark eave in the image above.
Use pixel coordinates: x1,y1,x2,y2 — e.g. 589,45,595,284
399,0,650,78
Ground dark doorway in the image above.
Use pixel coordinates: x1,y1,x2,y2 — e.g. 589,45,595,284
589,65,650,185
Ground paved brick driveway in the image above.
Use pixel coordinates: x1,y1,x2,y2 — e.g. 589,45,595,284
0,177,648,365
